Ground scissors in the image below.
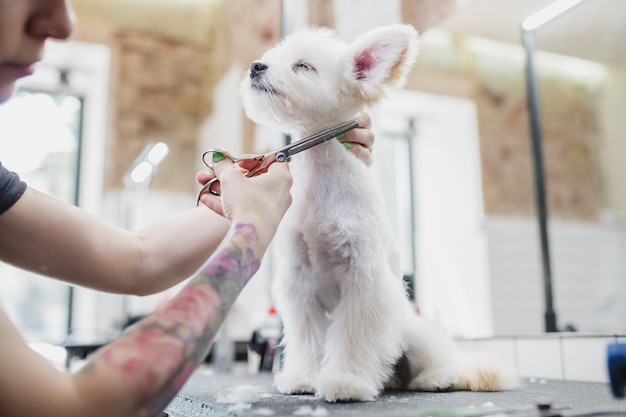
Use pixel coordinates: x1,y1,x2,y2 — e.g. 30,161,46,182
195,118,359,206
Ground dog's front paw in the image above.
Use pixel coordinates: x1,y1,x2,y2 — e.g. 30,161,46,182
274,370,316,395
315,372,378,402
408,368,459,392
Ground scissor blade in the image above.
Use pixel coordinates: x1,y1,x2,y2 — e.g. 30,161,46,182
279,118,359,158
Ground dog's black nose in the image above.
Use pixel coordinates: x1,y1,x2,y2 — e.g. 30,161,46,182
250,61,268,79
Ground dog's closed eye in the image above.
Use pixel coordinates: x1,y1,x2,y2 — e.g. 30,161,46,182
292,60,316,73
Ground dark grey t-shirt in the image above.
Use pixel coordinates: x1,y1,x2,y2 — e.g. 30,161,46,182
0,161,27,215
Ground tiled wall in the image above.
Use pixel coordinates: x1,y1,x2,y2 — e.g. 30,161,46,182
472,217,625,383
485,217,626,335
456,334,624,383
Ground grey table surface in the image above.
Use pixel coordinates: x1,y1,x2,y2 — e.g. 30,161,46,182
164,369,626,417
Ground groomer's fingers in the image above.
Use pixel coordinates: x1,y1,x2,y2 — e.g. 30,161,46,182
196,170,214,185
198,192,225,217
212,158,292,239
340,112,375,167
196,168,226,215
356,112,372,129
213,159,243,185
238,160,269,176
195,162,232,216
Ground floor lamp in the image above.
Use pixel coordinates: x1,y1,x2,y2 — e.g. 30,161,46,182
521,0,589,332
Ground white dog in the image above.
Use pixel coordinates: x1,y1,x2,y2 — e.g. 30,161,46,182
240,24,517,402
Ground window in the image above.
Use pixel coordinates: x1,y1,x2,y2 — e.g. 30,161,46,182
0,40,111,344
0,89,83,343
371,129,417,300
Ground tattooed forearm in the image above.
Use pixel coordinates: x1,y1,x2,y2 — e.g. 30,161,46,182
78,223,262,417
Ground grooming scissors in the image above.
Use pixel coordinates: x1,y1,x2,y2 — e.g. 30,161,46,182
195,118,359,205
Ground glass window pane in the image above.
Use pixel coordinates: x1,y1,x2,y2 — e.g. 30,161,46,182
371,133,417,299
0,89,82,343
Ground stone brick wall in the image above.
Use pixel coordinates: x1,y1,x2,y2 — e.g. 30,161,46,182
73,0,281,193
71,0,605,221
110,31,215,191
477,68,603,221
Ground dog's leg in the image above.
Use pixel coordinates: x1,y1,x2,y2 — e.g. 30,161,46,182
275,300,329,394
314,268,408,402
273,268,329,395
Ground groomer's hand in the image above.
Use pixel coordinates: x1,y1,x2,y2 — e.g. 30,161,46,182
339,112,375,167
201,157,292,247
196,169,224,216
196,157,278,216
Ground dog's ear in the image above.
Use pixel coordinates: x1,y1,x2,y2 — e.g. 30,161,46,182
349,24,419,102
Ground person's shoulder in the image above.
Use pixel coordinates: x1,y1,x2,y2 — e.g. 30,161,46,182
0,160,27,214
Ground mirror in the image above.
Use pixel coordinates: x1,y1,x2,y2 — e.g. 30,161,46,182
432,0,626,336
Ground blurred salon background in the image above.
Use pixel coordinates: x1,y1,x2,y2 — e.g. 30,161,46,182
0,0,624,381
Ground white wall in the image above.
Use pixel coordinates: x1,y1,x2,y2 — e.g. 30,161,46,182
334,0,401,40
486,217,626,335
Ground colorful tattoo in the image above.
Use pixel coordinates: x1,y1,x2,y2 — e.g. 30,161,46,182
79,223,261,417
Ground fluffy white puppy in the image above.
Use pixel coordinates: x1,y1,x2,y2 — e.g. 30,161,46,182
240,24,517,402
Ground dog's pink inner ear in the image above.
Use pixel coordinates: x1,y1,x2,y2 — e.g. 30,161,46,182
355,47,378,80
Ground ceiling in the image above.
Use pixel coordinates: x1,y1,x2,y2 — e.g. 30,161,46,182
438,0,626,66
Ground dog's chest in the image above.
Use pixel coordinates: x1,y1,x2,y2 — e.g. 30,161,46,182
289,142,374,231
280,140,390,275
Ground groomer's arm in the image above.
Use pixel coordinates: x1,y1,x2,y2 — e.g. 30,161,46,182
73,223,270,417
0,161,292,417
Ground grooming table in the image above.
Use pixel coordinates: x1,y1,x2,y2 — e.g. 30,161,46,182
164,370,626,417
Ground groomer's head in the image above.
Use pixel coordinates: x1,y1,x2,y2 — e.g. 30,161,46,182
0,0,74,103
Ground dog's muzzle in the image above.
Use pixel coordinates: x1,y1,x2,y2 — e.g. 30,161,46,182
250,61,268,79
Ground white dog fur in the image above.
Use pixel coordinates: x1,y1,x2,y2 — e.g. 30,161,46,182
240,24,517,402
